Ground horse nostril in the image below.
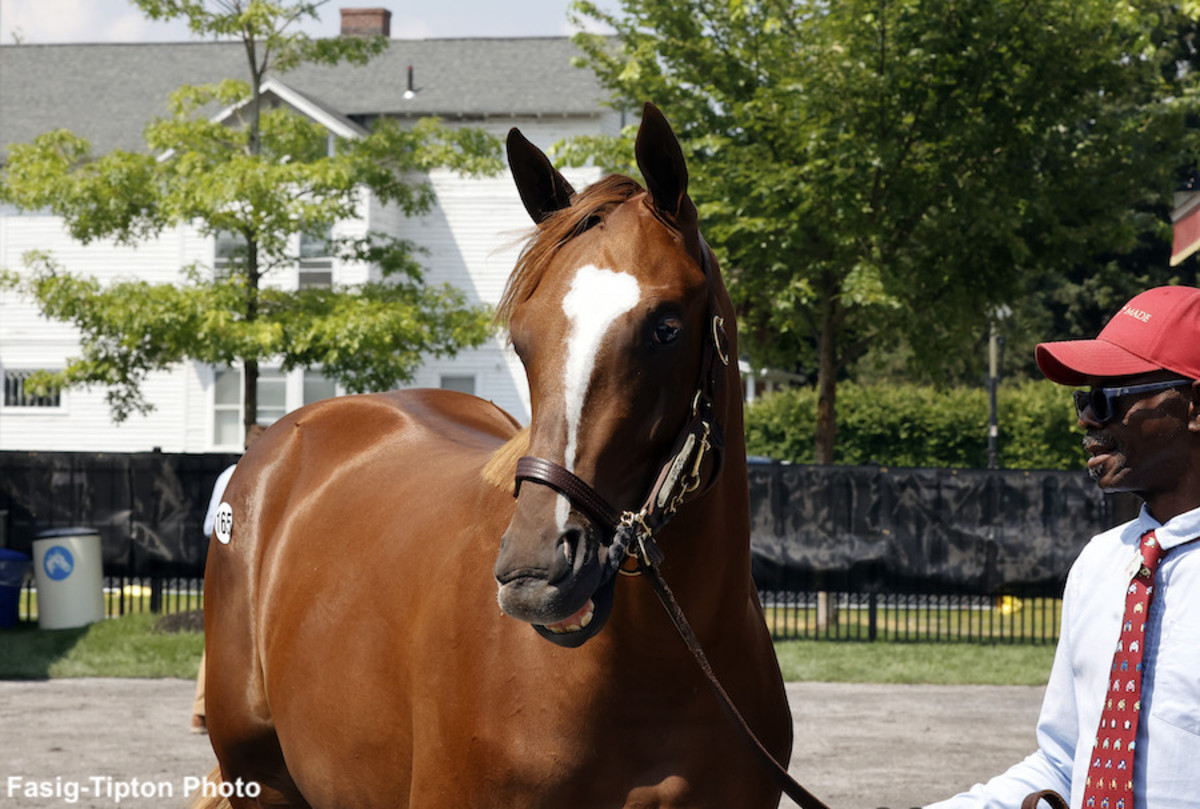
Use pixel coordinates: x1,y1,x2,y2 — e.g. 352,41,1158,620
547,525,583,584
495,523,587,586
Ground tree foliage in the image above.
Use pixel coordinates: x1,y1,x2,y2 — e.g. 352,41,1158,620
0,0,502,426
566,0,1200,461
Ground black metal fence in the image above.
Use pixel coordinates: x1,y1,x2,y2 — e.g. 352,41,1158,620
2,452,1137,642
7,579,1063,643
747,462,1137,643
760,591,1063,644
12,575,204,622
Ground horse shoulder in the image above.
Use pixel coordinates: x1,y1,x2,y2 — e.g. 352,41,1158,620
227,388,523,588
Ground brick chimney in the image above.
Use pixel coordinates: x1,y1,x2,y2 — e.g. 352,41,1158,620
340,7,392,37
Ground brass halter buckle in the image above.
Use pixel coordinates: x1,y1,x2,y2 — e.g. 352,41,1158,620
618,510,660,576
712,315,730,367
680,420,712,498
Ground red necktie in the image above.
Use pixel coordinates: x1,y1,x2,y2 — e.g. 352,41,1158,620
1081,529,1165,809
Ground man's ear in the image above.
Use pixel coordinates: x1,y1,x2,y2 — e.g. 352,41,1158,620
1188,381,1200,432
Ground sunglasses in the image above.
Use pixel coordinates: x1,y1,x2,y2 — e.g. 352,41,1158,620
1073,379,1194,423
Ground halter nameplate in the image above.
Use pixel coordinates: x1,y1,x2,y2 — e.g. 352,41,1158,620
657,432,697,512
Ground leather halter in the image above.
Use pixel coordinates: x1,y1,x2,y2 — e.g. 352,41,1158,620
511,237,729,583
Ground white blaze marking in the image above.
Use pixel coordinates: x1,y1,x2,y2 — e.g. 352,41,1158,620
557,264,641,528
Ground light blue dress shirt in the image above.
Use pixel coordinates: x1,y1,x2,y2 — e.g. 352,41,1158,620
926,504,1200,809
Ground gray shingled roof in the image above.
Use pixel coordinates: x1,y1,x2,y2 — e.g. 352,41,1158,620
0,37,610,156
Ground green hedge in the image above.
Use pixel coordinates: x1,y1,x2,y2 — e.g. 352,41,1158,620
744,380,1086,470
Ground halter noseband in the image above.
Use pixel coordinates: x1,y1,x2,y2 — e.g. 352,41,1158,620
511,239,729,582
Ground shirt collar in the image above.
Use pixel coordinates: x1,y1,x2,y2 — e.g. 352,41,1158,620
1136,503,1200,550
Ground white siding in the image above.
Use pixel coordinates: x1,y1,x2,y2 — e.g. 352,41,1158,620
0,111,621,450
384,114,611,423
0,214,207,451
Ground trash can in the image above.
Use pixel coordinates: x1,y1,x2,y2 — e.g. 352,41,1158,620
32,528,105,630
0,548,30,628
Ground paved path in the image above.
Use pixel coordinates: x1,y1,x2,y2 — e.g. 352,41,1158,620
782,682,1044,808
0,679,1044,808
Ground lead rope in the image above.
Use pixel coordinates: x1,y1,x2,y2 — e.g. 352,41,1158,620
638,557,831,809
1022,790,1068,809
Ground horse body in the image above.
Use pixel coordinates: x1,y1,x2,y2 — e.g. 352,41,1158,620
202,105,791,809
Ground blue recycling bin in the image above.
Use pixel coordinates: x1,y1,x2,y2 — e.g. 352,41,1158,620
0,548,31,628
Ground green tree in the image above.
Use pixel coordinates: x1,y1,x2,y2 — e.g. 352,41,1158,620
0,0,501,430
566,0,1199,462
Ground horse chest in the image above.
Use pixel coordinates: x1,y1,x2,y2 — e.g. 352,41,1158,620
396,641,782,808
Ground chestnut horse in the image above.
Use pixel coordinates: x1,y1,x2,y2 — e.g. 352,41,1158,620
199,104,793,808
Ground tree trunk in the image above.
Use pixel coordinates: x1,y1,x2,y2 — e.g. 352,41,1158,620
241,33,263,441
243,358,259,439
242,235,260,438
814,287,839,465
814,277,841,630
816,591,838,634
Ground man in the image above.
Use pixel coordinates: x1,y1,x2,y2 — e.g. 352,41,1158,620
927,285,1200,809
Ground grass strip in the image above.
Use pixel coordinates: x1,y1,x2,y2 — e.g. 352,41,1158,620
775,640,1055,686
0,613,203,679
1,615,1055,685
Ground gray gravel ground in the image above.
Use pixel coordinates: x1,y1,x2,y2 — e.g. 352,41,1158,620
780,682,1044,809
0,679,1044,808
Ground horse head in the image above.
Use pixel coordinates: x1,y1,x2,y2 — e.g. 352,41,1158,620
493,103,728,648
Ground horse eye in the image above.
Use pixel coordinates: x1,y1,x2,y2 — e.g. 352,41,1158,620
652,318,681,345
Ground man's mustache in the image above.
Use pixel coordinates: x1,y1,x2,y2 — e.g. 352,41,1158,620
1082,432,1116,454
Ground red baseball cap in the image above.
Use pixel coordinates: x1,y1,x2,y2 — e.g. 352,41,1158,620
1036,285,1200,386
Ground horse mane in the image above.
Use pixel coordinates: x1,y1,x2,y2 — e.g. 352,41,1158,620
495,174,645,326
485,174,647,489
482,426,531,491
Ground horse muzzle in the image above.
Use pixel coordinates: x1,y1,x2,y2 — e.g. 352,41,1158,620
495,500,619,648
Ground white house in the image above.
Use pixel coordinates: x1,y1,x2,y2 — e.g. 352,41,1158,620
0,9,625,452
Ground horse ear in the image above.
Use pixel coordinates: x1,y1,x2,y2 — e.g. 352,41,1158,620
635,102,690,221
506,128,576,225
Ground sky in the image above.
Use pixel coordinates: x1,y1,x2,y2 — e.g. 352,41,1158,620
0,0,619,44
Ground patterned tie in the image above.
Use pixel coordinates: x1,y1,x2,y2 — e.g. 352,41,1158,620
1081,529,1166,809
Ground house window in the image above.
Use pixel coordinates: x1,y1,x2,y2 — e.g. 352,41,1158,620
212,367,335,447
3,370,61,408
257,369,287,424
212,367,286,446
212,368,242,446
299,269,333,289
303,371,337,405
439,375,475,396
213,230,245,278
299,228,333,289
